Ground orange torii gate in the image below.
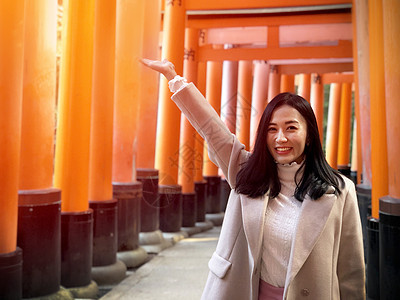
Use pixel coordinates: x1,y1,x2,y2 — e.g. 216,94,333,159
187,3,354,220
4,0,400,298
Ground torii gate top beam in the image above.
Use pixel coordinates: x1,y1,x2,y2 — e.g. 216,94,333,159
162,0,352,11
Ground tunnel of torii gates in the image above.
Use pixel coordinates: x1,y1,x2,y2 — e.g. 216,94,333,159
0,0,399,299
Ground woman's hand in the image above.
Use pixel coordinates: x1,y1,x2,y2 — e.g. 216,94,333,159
140,58,177,81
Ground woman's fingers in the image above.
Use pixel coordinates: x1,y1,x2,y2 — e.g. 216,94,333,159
140,58,177,80
140,58,166,72
140,58,159,69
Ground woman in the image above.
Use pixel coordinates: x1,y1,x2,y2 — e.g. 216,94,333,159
141,59,365,300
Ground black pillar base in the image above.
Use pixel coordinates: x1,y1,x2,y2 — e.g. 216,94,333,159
159,185,182,232
356,183,371,263
350,170,357,185
220,178,231,212
137,169,159,232
182,193,197,228
61,210,93,288
338,164,351,178
195,181,206,222
0,247,22,300
18,188,61,298
204,176,221,214
367,217,379,300
89,199,118,266
113,182,142,252
379,196,400,299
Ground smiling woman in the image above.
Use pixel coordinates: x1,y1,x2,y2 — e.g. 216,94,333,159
140,58,365,300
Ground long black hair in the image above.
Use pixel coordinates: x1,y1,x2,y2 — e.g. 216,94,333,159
235,92,344,201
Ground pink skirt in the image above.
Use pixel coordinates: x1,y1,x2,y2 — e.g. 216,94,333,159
258,279,284,300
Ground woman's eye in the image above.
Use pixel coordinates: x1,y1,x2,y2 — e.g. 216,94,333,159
268,127,276,132
287,126,297,130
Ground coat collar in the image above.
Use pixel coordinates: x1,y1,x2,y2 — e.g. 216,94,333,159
284,187,337,294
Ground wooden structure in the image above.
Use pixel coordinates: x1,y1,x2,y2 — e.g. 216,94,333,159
1,0,400,299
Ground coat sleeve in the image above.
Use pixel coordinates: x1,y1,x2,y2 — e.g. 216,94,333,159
171,83,249,188
337,180,366,299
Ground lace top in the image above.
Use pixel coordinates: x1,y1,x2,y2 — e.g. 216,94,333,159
260,161,304,287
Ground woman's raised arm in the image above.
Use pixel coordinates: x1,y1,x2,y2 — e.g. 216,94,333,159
140,58,249,187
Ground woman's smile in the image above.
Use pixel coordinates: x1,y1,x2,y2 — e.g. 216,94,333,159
275,147,292,153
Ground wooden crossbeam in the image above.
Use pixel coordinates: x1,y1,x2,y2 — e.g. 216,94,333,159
321,72,354,83
197,40,352,62
277,63,353,75
186,12,351,29
163,0,352,11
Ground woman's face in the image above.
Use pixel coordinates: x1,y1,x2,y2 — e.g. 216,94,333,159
267,104,308,165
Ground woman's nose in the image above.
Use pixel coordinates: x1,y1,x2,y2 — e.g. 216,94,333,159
276,130,287,142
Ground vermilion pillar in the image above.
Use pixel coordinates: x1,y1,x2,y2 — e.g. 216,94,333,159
383,0,400,200
203,61,222,178
137,0,162,245
20,1,56,191
351,120,358,183
220,59,238,212
380,2,400,298
337,82,353,174
54,0,96,290
113,0,147,268
18,0,62,298
280,74,295,93
180,27,198,228
179,28,198,195
156,0,186,232
89,0,128,285
268,65,280,102
310,74,324,142
113,0,145,183
351,3,363,185
298,73,311,101
251,61,269,149
221,60,238,134
237,60,253,150
137,0,162,170
353,3,373,282
89,0,116,202
194,61,207,185
155,0,186,185
325,83,342,169
354,0,372,187
0,0,24,254
204,61,223,214
194,61,207,223
369,0,388,219
0,1,24,298
54,0,94,213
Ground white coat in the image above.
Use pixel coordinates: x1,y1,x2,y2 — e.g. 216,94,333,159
172,83,365,300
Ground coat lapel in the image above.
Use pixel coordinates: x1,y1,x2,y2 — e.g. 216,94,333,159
284,187,337,290
241,193,268,266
